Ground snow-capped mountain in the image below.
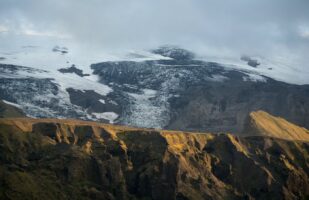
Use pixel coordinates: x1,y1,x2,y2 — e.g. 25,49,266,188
0,46,308,133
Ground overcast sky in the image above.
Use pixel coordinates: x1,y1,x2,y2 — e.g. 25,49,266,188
0,0,309,72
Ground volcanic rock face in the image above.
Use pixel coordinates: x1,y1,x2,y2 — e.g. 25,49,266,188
0,113,309,200
58,65,90,77
90,47,309,132
92,61,309,133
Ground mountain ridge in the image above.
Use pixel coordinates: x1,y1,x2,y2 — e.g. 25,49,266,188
1,110,308,142
0,111,309,199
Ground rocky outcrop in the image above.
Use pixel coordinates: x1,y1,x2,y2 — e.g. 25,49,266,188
240,55,260,68
58,65,90,77
0,115,309,200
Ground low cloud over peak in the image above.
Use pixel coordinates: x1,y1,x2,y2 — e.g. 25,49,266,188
0,0,308,72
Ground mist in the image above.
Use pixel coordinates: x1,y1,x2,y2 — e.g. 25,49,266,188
0,0,309,72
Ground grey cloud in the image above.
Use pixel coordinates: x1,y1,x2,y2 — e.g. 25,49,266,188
0,0,309,68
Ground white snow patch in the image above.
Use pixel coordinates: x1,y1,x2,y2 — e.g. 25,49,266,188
125,50,173,61
99,99,105,104
92,112,118,123
142,89,157,97
0,64,113,120
242,73,267,82
109,100,118,105
49,71,112,97
128,89,157,100
200,55,309,85
2,100,22,108
124,89,169,129
84,74,100,82
1,66,112,97
209,74,228,82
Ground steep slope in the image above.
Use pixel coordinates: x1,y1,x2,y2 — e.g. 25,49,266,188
0,117,309,200
241,110,309,142
0,100,25,118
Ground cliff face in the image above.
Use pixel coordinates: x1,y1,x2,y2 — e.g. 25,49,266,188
0,116,309,200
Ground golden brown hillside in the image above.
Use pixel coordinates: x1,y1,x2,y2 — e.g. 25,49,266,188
0,116,309,200
241,110,309,142
0,100,25,118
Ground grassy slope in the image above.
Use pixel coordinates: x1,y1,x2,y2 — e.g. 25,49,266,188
242,110,309,142
0,100,25,118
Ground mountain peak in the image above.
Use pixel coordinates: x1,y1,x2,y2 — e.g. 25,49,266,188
242,110,309,141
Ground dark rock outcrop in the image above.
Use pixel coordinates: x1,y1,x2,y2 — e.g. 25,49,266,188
58,65,90,77
240,55,260,68
52,46,68,54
